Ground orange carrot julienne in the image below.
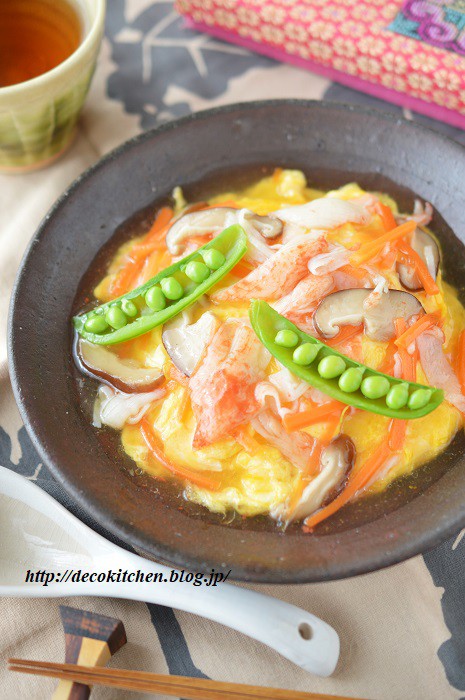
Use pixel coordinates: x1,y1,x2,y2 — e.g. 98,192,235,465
394,317,407,336
109,208,174,297
395,313,440,350
319,414,342,444
140,418,221,491
141,206,174,246
283,401,344,433
379,248,398,270
272,167,283,184
379,341,397,375
304,440,392,529
457,330,465,395
374,202,397,232
350,220,416,266
388,418,406,452
397,241,439,295
325,324,363,347
187,234,212,247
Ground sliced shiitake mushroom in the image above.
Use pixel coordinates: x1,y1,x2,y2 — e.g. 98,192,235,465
313,288,424,342
397,228,440,291
165,207,283,255
250,213,283,239
162,311,219,377
289,434,355,522
76,338,164,393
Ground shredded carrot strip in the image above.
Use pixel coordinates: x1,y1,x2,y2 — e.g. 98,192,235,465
186,234,212,248
283,401,344,433
319,414,342,443
139,418,221,491
109,263,138,299
374,202,397,232
350,220,416,266
379,248,398,270
394,317,407,336
136,248,172,286
398,345,418,382
203,199,238,210
379,341,397,375
397,241,439,295
140,206,174,246
395,313,440,350
304,439,392,529
272,167,283,185
325,324,363,347
457,330,465,395
393,317,419,381
388,418,407,452
109,207,174,297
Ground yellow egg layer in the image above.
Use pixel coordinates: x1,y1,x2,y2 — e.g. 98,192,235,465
94,169,465,517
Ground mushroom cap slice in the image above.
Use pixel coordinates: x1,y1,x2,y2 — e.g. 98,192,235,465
166,207,237,255
165,207,283,255
397,228,440,291
289,434,355,522
76,339,164,393
314,288,424,342
249,213,283,239
162,311,219,377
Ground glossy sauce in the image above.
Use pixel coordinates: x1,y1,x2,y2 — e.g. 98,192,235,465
0,0,82,87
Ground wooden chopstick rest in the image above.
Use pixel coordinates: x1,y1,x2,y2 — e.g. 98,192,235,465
52,606,127,700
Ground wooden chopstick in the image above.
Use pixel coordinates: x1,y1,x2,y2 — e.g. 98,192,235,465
8,658,368,700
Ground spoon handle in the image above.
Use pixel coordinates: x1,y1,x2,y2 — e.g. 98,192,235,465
91,551,340,677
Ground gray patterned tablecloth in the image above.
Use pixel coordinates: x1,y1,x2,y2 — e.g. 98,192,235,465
1,2,464,698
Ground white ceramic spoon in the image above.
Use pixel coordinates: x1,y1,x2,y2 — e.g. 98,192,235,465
0,466,339,676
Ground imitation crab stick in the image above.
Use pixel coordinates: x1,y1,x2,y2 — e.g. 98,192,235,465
350,220,416,266
139,418,221,491
397,241,439,295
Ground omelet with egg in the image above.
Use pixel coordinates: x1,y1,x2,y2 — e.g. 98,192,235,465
79,169,465,530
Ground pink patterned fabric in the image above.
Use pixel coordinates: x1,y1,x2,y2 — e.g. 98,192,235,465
176,0,465,129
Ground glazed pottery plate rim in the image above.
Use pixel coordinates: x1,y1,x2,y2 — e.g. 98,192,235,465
8,99,465,583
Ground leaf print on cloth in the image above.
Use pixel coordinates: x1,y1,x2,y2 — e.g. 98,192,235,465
105,0,275,129
424,532,465,690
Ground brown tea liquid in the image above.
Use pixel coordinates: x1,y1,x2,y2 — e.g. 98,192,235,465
0,0,82,87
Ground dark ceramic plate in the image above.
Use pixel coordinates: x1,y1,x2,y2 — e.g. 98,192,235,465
8,101,465,583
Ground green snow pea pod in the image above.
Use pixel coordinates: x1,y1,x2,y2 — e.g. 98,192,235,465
249,300,443,419
74,225,247,345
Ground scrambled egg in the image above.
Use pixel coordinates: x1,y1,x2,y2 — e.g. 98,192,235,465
94,169,465,516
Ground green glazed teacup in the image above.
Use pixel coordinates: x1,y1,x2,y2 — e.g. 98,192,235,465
0,0,106,173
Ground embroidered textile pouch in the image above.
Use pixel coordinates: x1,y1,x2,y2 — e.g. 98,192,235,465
176,0,465,130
